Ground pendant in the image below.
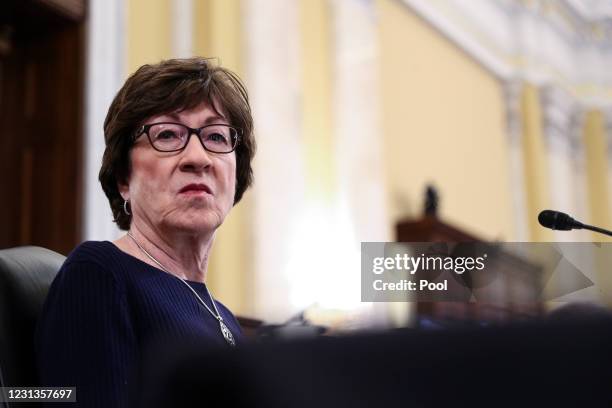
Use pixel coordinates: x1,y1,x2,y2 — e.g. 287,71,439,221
219,319,236,347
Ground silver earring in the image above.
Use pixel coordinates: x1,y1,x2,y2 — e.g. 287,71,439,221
123,199,131,216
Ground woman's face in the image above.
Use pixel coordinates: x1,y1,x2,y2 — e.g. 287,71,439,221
120,102,236,235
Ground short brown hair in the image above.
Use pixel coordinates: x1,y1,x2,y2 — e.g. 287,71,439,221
99,57,255,230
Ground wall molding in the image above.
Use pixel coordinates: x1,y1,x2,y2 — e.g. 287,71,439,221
401,0,612,108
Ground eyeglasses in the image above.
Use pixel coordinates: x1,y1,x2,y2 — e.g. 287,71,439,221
135,122,240,153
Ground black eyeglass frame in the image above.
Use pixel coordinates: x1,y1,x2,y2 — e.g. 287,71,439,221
134,122,241,153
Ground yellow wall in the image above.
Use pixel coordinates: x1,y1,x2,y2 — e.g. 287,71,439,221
520,84,553,241
193,0,242,73
378,0,515,240
127,0,171,72
300,0,335,202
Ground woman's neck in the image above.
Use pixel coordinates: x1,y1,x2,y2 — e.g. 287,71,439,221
114,221,215,283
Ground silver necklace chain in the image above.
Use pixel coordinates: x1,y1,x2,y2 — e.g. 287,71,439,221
127,231,235,346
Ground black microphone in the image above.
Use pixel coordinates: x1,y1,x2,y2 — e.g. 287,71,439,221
538,210,612,237
538,210,582,230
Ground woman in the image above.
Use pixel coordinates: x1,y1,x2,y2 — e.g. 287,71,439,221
35,57,255,407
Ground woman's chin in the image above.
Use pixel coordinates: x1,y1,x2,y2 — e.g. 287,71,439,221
165,214,224,235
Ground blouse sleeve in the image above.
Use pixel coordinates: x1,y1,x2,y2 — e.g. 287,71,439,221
35,260,137,408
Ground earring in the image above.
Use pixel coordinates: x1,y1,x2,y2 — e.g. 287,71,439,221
123,199,131,216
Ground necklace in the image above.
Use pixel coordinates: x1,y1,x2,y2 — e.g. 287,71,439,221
127,231,236,347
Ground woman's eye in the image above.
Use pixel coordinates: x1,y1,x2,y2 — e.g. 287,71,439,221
156,130,179,140
209,133,228,143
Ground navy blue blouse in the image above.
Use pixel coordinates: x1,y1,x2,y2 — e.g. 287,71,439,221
35,241,243,407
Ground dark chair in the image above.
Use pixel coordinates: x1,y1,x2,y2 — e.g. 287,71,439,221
0,246,65,400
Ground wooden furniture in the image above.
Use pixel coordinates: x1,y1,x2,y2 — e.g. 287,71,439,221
0,0,85,254
397,214,479,243
396,215,543,326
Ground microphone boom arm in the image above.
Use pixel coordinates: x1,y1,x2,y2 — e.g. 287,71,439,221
582,223,612,237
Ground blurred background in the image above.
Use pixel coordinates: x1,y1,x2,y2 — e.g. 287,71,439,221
1,0,611,326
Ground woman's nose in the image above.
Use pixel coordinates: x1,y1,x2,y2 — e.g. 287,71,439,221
179,133,213,172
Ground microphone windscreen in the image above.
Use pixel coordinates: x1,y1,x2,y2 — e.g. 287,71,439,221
538,210,575,231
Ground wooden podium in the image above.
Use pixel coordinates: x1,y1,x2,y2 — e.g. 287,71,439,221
397,214,480,242
396,215,543,326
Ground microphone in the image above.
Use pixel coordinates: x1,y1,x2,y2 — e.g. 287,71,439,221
538,210,612,237
538,210,582,230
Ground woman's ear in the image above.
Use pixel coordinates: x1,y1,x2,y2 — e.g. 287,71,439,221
117,179,129,201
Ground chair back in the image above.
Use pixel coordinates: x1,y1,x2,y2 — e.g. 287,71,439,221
0,246,65,391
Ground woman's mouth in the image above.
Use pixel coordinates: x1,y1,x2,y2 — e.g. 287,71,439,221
178,183,213,196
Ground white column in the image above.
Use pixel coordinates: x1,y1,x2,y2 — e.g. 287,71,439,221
243,0,304,322
503,80,529,241
331,0,389,243
171,0,193,58
326,0,391,327
83,0,126,241
540,85,585,241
